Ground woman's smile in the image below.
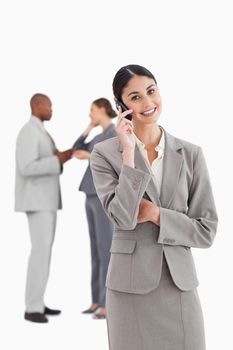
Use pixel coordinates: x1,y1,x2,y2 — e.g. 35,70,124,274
141,107,157,117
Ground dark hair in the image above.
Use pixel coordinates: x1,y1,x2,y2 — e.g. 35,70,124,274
112,64,157,101
92,97,117,119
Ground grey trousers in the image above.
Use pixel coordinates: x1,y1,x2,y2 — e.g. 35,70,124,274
25,211,57,313
85,195,113,307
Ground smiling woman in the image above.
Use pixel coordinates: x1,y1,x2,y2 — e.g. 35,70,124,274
123,79,160,116
90,64,218,350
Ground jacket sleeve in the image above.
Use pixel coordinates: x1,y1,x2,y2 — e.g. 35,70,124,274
158,147,218,248
16,128,61,177
73,135,90,151
90,147,151,230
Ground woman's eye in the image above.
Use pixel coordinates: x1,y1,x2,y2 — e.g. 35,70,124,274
148,89,155,95
131,95,140,101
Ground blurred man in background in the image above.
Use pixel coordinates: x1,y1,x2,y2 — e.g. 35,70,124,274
15,93,73,323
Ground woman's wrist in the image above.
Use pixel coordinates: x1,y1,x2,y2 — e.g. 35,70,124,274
122,148,135,168
151,206,160,226
83,124,94,136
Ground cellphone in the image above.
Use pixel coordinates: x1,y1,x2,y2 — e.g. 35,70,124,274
115,100,132,121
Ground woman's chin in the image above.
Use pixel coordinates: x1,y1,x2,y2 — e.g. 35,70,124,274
137,114,159,125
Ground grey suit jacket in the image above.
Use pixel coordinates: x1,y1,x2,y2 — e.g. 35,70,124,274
90,128,218,293
15,116,62,212
73,123,116,195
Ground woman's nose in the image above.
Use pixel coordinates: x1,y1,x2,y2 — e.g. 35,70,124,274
142,96,153,110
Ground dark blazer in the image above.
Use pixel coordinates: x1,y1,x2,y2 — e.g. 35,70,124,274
90,128,218,293
73,123,116,195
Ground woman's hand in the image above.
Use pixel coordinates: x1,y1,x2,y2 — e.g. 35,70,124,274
116,107,135,151
72,150,91,160
137,198,160,226
116,107,135,167
82,121,97,137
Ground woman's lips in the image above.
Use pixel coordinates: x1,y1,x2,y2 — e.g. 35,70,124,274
141,107,157,116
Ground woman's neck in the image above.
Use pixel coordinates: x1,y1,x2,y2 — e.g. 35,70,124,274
100,117,112,130
133,123,162,147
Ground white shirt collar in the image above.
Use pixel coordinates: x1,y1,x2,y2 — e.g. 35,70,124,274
134,128,165,157
31,115,45,130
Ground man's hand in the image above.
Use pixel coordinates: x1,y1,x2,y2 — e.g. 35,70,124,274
72,150,91,160
137,198,160,226
55,149,74,165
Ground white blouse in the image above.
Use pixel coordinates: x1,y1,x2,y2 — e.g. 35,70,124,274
134,128,165,196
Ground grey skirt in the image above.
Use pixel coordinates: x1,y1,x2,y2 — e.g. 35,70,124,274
106,257,205,350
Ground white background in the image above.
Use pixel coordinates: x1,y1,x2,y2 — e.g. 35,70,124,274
0,0,232,349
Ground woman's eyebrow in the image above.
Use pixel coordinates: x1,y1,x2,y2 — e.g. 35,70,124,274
146,84,156,90
127,91,139,97
127,84,156,97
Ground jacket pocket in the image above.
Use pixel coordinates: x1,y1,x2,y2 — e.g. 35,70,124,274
31,176,50,185
110,239,137,254
106,239,137,292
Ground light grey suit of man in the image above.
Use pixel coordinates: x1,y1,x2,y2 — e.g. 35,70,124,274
90,128,218,295
15,116,62,313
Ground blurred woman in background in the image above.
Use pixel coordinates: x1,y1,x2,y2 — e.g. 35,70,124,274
73,98,116,319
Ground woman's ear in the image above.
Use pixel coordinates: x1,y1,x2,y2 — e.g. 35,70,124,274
99,106,106,115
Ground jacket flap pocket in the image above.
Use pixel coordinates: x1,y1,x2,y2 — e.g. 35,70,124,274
110,239,136,254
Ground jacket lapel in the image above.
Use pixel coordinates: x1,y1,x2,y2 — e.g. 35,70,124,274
30,116,56,152
160,131,184,208
134,145,161,205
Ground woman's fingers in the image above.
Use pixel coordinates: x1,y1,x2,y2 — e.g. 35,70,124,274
121,109,133,119
116,120,133,131
117,122,133,132
116,114,133,129
115,106,135,150
118,124,133,136
117,109,133,122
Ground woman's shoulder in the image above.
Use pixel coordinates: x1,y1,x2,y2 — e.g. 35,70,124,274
165,129,201,155
90,137,122,169
92,136,120,154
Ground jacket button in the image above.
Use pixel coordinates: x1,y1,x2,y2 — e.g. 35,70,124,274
163,238,176,244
